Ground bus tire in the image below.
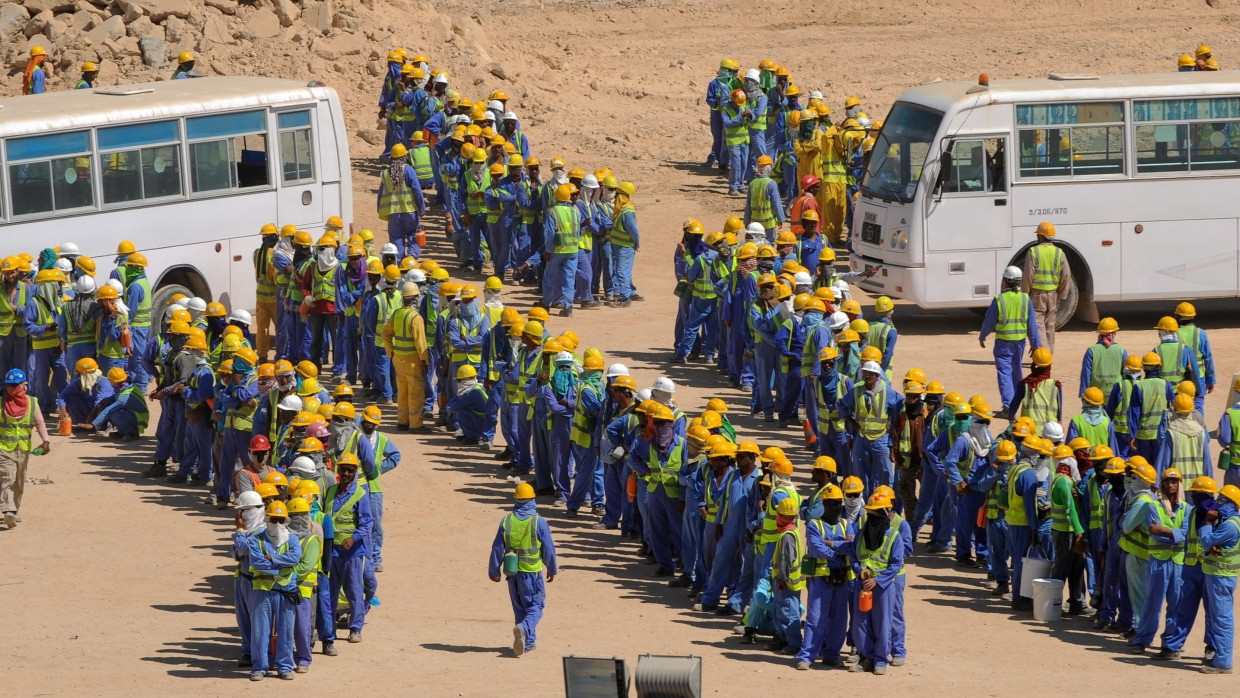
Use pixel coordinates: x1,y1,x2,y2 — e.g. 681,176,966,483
151,284,192,320
1054,273,1079,330
1014,244,1087,331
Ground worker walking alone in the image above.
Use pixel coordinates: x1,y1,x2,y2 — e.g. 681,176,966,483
489,483,558,657
980,266,1041,415
1021,222,1070,352
0,369,51,529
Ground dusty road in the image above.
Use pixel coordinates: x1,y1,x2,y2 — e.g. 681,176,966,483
6,0,1240,694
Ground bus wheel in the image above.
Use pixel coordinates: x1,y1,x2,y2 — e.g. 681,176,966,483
152,284,192,318
1054,271,1079,330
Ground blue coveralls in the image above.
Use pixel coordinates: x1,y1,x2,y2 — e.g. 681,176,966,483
325,480,373,639
335,267,364,385
217,373,260,506
728,272,757,388
797,517,856,664
231,527,258,662
1128,379,1175,476
777,314,803,423
246,529,302,676
360,287,392,400
1099,487,1134,628
701,467,760,612
24,294,66,410
447,384,498,441
843,515,910,671
1007,460,1042,607
378,164,426,260
676,249,719,360
178,363,216,482
979,292,1041,410
944,434,991,563
124,273,150,387
640,435,687,575
973,462,1011,586
679,458,708,589
56,375,113,424
705,76,732,166
566,380,605,512
748,301,779,417
1198,511,1238,670
1132,501,1187,648
487,500,558,652
91,383,145,436
840,381,904,493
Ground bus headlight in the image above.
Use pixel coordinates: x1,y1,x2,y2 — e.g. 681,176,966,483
889,229,908,251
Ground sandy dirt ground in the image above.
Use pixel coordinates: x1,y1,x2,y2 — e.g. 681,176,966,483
6,0,1240,695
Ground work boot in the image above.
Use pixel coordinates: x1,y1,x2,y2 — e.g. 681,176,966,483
714,605,736,617
3,512,15,529
238,656,252,667
766,638,787,653
165,474,189,484
278,672,295,680
1152,648,1180,661
1126,643,1146,655
249,673,265,682
1201,666,1233,674
294,665,309,674
821,656,845,669
740,628,757,644
348,631,363,643
1092,617,1109,630
668,574,692,587
512,626,527,657
795,661,811,671
494,447,513,461
375,563,384,573
872,663,887,676
1204,646,1216,664
144,460,167,478
1122,627,1137,639
653,567,673,577
591,505,606,516
890,656,906,667
630,294,645,302
322,642,337,656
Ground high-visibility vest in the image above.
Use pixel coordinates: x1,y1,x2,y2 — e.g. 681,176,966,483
857,513,907,577
1201,516,1240,577
378,169,418,221
116,385,150,432
1049,472,1077,533
129,276,152,328
0,396,37,452
815,377,847,434
325,482,368,545
994,290,1030,342
466,171,491,215
1168,423,1206,482
515,347,541,407
569,381,602,449
1005,461,1033,527
391,307,424,357
256,247,278,304
30,297,59,350
1119,492,1158,560
704,469,727,521
1148,503,1186,564
748,177,777,229
98,314,128,359
410,145,434,182
502,513,544,573
1030,243,1063,292
853,382,890,440
549,204,581,255
771,528,806,591
1020,380,1058,429
0,283,29,337
690,256,716,301
722,105,748,145
759,485,801,545
805,519,853,577
373,290,400,348
296,531,322,598
1086,475,1105,532
225,375,258,431
646,441,684,498
65,299,96,346
1069,414,1110,452
1226,407,1240,458
608,203,636,248
820,132,848,183
311,265,338,303
1112,379,1135,435
984,471,1007,520
1135,377,1168,440
1087,343,1124,395
1184,507,1204,567
249,538,296,591
1154,341,1189,383
390,90,415,122
449,318,483,364
1176,325,1206,374
867,321,894,358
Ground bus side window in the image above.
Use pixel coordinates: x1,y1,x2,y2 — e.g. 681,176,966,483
987,139,1007,191
942,138,1005,194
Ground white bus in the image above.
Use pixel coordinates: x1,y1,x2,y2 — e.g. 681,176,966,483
850,70,1240,327
0,77,352,311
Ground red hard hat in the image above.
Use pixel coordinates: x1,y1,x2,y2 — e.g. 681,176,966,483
800,175,821,191
249,434,271,451
306,422,330,439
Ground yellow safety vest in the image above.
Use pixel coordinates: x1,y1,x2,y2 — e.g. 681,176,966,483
569,381,602,449
1120,492,1158,560
748,177,776,229
311,265,338,303
549,203,581,255
1135,377,1168,441
378,168,418,221
994,290,1031,342
391,307,424,357
296,532,322,598
1020,380,1058,429
1030,243,1063,292
449,318,483,364
759,485,801,545
0,396,37,452
1005,461,1032,527
1201,516,1240,577
853,382,890,440
772,527,806,591
857,513,906,577
250,538,296,591
502,513,544,573
325,482,368,545
0,283,29,337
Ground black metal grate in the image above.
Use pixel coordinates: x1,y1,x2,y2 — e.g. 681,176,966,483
860,220,881,245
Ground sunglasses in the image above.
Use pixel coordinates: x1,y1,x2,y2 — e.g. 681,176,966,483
845,493,861,498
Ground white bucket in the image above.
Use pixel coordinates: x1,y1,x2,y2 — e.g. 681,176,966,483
1019,556,1052,598
1032,578,1065,622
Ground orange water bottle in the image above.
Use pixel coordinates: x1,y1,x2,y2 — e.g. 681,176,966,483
626,473,638,501
58,415,73,436
859,590,873,612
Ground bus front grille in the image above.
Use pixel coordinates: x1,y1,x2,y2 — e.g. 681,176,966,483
860,221,882,245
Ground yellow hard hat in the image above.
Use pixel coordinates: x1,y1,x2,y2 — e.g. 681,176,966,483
527,306,549,321
874,296,894,314
1130,459,1157,486
995,440,1018,462
298,377,321,397
333,402,356,421
720,57,740,71
1096,317,1119,333
1172,393,1194,413
178,51,195,64
709,441,738,459
1102,457,1126,475
775,497,799,517
30,46,46,57
391,143,408,159
1031,347,1052,367
1189,476,1218,495
849,318,870,335
771,459,794,476
700,409,722,429
840,299,861,315
904,381,925,395
1196,44,1213,58
1162,467,1183,482
859,346,882,363
865,491,893,511
1155,316,1179,332
687,425,711,445
265,501,288,518
1087,445,1116,462
287,497,311,514
836,329,860,345
336,453,361,468
455,364,478,381
1067,437,1091,452
1221,484,1240,507
1035,221,1056,238
1140,352,1162,368
81,61,99,73
1177,380,1196,397
1178,54,1196,67
489,163,506,176
1174,301,1196,319
841,476,865,495
818,345,839,362
1052,444,1074,460
813,456,837,473
1083,386,1105,406
925,380,945,395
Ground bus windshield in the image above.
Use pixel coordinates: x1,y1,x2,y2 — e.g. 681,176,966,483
861,102,942,203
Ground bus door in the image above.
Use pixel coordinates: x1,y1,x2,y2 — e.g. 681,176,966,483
926,136,1010,252
274,109,324,227
1119,218,1237,297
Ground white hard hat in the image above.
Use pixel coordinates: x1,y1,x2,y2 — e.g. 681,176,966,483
185,297,207,313
743,68,761,82
1041,422,1064,443
606,362,629,378
53,258,72,273
652,376,675,394
503,111,517,121
406,269,426,283
793,271,812,286
635,388,652,403
1002,265,1023,281
289,456,317,477
832,279,850,300
105,279,124,293
277,394,303,412
861,360,883,375
746,222,765,236
228,309,251,325
434,74,449,84
554,351,575,364
59,242,80,256
809,90,823,100
234,490,264,509
581,174,599,189
487,100,504,112
381,243,399,256
828,311,850,331
76,276,95,294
